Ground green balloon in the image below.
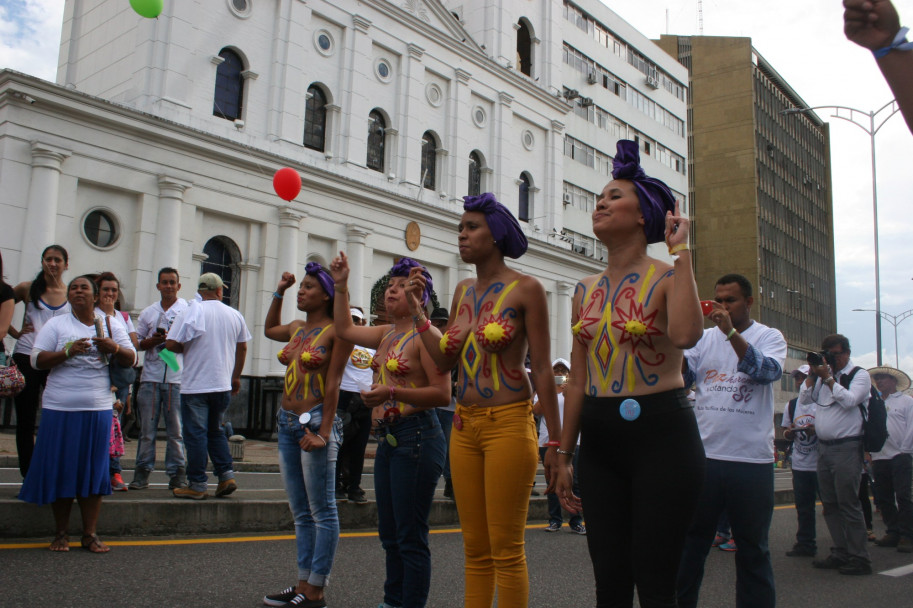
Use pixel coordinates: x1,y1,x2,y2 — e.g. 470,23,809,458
130,0,163,19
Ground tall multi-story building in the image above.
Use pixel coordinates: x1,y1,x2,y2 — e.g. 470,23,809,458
0,0,687,428
655,35,837,386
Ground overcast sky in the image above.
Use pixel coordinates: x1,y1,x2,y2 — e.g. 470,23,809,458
2,0,912,372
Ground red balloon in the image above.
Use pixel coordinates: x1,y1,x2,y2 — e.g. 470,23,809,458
273,168,302,201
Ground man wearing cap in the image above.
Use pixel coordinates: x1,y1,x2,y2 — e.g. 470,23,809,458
868,366,913,553
336,306,375,503
799,334,872,575
129,267,189,490
165,272,252,499
782,364,819,557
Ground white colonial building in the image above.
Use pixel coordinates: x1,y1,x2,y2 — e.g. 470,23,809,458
0,0,687,429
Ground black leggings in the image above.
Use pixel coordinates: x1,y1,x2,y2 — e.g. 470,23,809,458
12,353,50,477
337,390,372,492
578,390,706,608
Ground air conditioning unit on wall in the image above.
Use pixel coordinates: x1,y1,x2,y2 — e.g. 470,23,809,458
587,72,598,84
645,75,659,89
563,193,573,205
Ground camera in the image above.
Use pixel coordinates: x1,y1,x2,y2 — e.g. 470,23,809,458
806,350,836,369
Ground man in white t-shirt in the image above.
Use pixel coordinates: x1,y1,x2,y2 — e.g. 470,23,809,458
677,274,785,608
782,364,819,557
129,267,189,490
165,273,251,500
868,366,913,553
799,334,872,575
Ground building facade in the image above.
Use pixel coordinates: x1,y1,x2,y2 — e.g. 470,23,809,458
0,0,687,430
654,35,837,404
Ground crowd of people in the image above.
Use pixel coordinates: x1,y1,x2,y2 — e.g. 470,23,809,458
3,129,913,606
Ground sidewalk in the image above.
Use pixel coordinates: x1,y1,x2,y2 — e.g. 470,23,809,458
0,430,798,538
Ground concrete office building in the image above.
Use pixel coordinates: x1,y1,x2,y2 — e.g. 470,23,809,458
655,35,837,396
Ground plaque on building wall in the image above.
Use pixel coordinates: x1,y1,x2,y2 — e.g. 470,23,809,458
405,221,421,251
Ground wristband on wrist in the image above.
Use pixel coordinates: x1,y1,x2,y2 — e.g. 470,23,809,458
556,448,575,456
724,327,737,341
389,385,396,402
64,346,71,359
544,440,561,447
273,291,284,300
316,434,327,446
874,26,913,58
669,243,689,255
416,318,432,334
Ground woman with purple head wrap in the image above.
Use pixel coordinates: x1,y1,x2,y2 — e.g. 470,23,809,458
400,193,562,607
262,263,354,608
329,251,449,608
553,139,705,607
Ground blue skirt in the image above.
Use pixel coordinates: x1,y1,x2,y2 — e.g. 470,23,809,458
18,409,113,505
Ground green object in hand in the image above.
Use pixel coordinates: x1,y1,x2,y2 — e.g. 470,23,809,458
158,349,180,372
385,433,398,447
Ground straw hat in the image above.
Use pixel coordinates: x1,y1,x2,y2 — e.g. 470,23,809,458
867,366,911,392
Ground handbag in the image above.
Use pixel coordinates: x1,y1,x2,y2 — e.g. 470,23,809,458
0,356,26,398
105,316,136,390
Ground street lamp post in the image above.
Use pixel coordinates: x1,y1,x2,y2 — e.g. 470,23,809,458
782,101,901,366
852,308,913,369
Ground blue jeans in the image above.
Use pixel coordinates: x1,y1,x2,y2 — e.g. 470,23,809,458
375,410,445,608
435,408,453,481
277,405,341,587
539,446,582,527
181,391,234,491
677,459,775,608
792,469,819,550
135,382,185,476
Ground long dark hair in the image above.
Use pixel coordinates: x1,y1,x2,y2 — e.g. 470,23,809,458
29,245,69,310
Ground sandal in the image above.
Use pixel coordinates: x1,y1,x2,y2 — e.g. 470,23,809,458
80,533,110,553
49,531,69,552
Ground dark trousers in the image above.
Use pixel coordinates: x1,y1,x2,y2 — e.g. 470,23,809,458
677,459,776,608
791,469,819,550
539,446,582,527
435,408,454,481
873,454,913,540
860,472,874,530
12,353,50,477
336,390,371,493
578,391,705,608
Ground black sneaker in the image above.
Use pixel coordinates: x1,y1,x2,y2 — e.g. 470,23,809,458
838,558,873,576
812,554,847,569
347,488,368,504
786,545,816,557
263,586,297,606
443,478,454,499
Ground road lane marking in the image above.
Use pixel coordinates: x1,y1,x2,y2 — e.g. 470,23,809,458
879,563,913,577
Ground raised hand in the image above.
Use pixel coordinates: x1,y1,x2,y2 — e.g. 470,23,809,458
844,0,900,49
329,251,350,286
277,272,296,294
405,266,427,316
664,199,690,250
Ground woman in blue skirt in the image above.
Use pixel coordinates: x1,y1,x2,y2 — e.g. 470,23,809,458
18,275,137,552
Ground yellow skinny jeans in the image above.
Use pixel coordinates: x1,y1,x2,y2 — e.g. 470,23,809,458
450,400,538,608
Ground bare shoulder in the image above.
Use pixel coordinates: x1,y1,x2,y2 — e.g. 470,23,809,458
13,281,31,302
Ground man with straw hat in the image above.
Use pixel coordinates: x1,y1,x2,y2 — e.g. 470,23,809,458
867,366,913,553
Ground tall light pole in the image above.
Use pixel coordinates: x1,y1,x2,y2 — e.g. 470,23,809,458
782,101,901,366
852,308,913,369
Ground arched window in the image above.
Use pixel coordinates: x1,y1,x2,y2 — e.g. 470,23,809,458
518,173,531,222
516,20,532,77
367,110,386,172
201,236,241,308
304,85,327,151
213,48,245,121
468,151,483,196
421,131,436,190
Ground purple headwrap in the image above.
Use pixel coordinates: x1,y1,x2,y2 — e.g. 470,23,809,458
611,140,676,245
304,262,334,299
390,258,433,306
463,193,528,259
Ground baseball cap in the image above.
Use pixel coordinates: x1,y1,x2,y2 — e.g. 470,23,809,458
350,307,365,320
430,307,449,321
198,273,224,291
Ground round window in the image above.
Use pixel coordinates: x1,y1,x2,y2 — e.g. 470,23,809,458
314,30,335,56
83,210,119,249
472,106,487,128
318,34,331,50
375,59,392,82
378,62,390,78
232,0,248,10
227,0,251,17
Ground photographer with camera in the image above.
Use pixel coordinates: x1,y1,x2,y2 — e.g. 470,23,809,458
798,334,873,575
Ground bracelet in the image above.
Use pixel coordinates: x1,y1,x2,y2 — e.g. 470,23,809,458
272,291,284,300
724,327,737,341
874,26,913,58
64,346,71,359
389,385,396,402
668,243,689,255
316,434,327,446
334,283,348,294
416,318,432,334
556,448,575,456
544,440,561,447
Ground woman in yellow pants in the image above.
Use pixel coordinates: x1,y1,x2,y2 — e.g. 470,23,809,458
407,193,561,607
